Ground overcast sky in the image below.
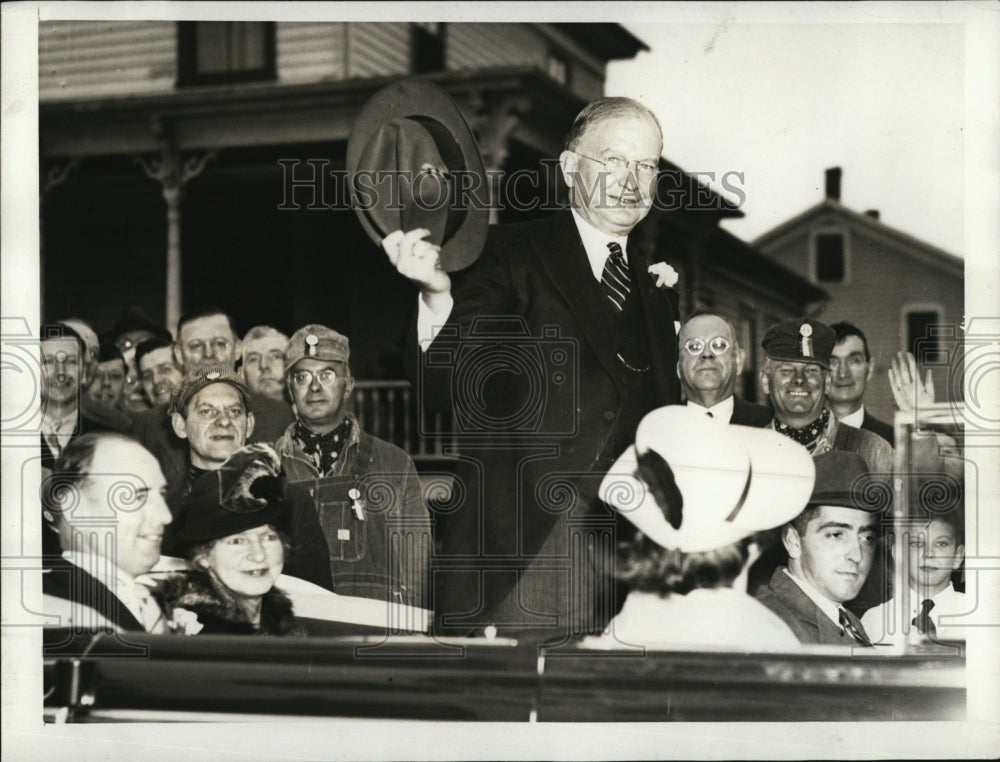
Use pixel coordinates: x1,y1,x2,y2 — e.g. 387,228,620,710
606,21,967,257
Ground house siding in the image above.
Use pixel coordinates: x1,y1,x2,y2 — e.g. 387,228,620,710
761,215,963,420
276,23,345,82
40,21,177,100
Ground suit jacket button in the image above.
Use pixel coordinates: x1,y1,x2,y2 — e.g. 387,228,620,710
603,411,615,421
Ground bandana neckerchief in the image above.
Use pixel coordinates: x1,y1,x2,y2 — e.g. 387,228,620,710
292,417,353,476
773,407,831,450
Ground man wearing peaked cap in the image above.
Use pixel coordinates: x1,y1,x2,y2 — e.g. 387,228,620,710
274,325,430,608
379,91,682,639
755,451,884,647
760,318,893,474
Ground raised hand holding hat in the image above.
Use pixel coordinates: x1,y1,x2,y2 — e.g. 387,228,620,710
348,79,490,274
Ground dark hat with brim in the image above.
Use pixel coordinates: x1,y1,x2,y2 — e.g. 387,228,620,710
347,79,490,272
172,444,290,552
808,450,889,513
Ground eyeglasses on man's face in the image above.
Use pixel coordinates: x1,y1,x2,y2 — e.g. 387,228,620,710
289,367,340,387
573,152,658,182
682,336,732,356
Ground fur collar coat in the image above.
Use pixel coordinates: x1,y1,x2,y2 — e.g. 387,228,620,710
152,569,303,636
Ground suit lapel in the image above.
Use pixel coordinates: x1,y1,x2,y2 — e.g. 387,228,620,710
773,569,853,645
533,213,620,379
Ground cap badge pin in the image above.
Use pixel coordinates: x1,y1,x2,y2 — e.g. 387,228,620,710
206,371,221,380
348,487,366,522
799,323,813,357
305,334,319,357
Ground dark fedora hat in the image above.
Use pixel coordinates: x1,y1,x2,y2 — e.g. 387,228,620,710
808,451,890,513
346,79,490,272
172,444,290,552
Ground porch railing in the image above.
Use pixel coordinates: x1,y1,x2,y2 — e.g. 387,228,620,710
352,380,458,461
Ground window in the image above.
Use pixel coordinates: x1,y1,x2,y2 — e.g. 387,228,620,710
905,308,944,363
177,22,276,86
814,232,846,282
546,51,569,85
411,22,446,73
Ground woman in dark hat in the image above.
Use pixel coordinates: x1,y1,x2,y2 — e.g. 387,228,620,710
151,444,303,636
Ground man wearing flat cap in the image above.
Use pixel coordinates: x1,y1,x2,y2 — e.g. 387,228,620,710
375,89,681,638
274,325,430,608
164,362,331,589
755,451,882,646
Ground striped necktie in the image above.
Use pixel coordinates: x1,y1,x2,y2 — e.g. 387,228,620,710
839,607,873,647
912,598,937,637
600,242,630,313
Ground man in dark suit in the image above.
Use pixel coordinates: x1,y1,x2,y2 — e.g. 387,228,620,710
677,311,771,426
43,433,173,632
384,97,681,640
755,451,880,647
39,324,112,471
828,321,894,445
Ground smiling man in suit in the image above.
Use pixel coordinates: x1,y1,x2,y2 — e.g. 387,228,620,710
381,95,681,640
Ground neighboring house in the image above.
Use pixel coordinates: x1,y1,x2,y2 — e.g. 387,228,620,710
753,168,964,421
38,20,822,451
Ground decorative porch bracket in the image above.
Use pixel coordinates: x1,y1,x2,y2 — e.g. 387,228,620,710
470,93,532,225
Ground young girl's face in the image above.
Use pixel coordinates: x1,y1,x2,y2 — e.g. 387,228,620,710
908,519,964,596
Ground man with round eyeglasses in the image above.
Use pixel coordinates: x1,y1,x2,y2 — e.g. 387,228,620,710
383,96,681,639
676,312,771,426
274,324,430,607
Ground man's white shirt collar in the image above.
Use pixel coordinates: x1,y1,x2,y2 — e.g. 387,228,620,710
686,396,735,424
838,406,865,428
62,550,163,632
783,567,845,628
570,209,629,281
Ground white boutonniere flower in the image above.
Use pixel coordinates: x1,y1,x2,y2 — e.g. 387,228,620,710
168,607,204,636
648,262,679,289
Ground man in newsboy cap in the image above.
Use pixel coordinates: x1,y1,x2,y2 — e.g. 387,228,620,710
274,325,430,608
165,362,331,589
760,318,894,475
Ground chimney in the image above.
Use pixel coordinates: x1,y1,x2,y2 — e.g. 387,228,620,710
864,209,880,221
825,167,842,202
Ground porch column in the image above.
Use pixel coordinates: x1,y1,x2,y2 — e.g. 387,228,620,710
133,117,216,333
